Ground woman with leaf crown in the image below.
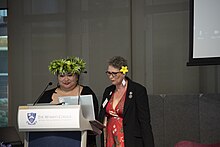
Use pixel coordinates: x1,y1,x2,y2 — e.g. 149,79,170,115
38,56,99,147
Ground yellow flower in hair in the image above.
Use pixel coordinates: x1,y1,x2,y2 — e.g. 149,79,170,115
120,66,128,74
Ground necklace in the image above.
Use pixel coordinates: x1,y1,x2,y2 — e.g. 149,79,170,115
112,88,126,109
114,85,127,99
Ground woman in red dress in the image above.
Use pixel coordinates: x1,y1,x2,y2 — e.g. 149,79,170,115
106,88,126,147
99,56,154,147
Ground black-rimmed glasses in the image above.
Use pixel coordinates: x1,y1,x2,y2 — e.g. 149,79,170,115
105,71,121,77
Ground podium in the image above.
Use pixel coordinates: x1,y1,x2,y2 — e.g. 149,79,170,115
17,105,103,147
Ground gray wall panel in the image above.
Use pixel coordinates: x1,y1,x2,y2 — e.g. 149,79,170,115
149,95,165,147
164,95,200,147
199,94,220,144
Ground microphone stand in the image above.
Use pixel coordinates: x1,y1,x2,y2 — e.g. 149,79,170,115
33,82,52,106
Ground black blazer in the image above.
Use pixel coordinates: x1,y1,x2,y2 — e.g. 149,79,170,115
99,77,154,147
38,85,99,147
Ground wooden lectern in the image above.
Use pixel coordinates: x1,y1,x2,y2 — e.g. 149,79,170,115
17,105,103,147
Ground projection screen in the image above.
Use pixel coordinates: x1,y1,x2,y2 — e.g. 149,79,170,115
187,0,220,66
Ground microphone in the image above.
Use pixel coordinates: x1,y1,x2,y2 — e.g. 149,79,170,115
77,95,81,105
33,82,53,106
77,85,81,105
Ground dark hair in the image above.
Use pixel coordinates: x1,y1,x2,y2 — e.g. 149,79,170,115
108,56,128,70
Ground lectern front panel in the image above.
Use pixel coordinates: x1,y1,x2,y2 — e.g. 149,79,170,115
28,131,81,147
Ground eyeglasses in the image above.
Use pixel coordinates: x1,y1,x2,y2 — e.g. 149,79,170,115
105,71,121,77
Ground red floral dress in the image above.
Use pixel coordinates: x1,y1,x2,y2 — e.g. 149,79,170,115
106,91,126,147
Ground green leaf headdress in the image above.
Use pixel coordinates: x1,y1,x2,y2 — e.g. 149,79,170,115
48,56,86,75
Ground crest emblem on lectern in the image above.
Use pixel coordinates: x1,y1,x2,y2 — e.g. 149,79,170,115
27,112,37,125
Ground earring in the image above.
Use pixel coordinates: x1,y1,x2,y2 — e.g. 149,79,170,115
122,79,126,87
57,83,60,87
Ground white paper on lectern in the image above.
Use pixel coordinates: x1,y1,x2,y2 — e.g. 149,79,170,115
58,95,96,121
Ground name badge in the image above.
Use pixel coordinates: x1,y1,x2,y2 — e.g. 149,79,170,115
102,98,108,108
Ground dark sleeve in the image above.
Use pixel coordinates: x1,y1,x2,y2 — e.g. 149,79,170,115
135,84,154,147
98,88,107,123
37,88,56,103
98,85,114,123
81,86,99,120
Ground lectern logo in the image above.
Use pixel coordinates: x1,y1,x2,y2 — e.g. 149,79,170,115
27,112,37,125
